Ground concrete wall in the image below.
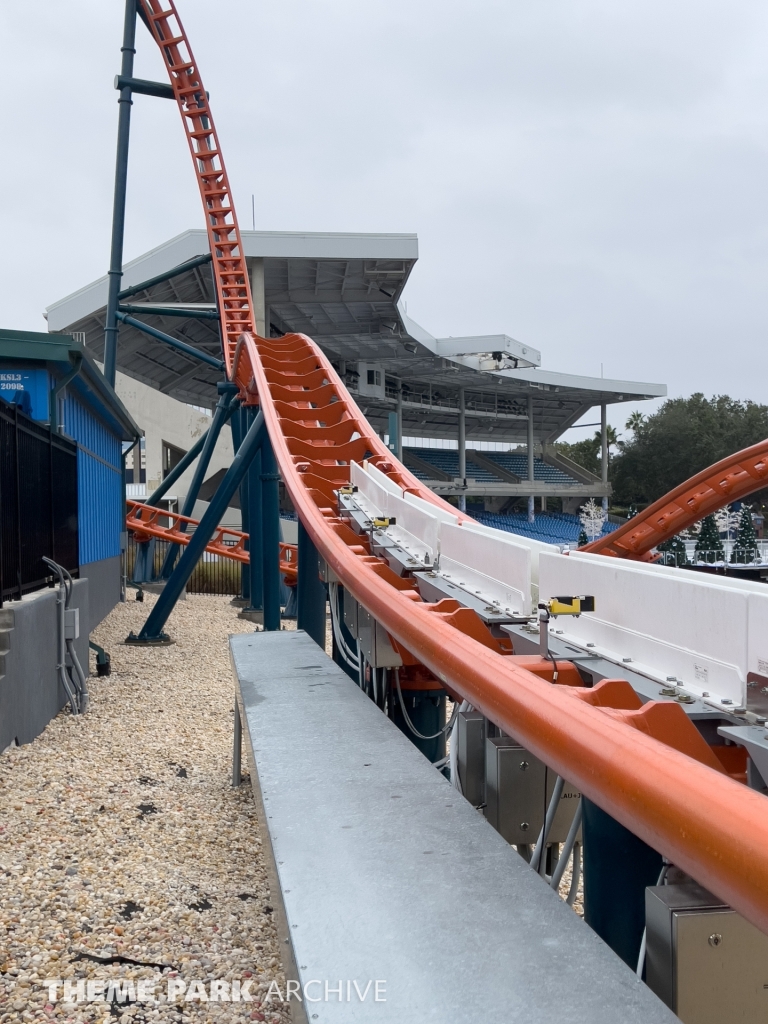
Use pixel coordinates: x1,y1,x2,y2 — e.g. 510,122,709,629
0,579,89,750
114,370,235,501
81,555,121,632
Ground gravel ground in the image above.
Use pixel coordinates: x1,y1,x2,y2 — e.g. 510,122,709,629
0,594,294,1024
0,594,582,1022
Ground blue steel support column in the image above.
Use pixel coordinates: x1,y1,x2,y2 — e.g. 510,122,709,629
128,412,266,643
261,436,281,632
297,519,327,649
246,438,263,611
238,409,252,603
104,0,137,388
230,409,250,603
160,382,238,577
582,798,663,970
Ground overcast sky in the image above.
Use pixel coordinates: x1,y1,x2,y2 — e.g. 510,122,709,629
3,0,768,436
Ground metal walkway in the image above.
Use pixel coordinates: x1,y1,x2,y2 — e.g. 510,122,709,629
231,630,676,1024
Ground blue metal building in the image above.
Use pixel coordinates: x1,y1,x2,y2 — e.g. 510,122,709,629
0,328,140,628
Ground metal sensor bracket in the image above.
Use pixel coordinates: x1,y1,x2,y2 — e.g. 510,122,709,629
549,595,595,617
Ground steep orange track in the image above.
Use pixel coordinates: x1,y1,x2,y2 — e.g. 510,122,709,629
139,0,255,394
583,440,768,558
140,0,768,938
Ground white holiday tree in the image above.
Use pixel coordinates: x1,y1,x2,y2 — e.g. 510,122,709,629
579,498,607,542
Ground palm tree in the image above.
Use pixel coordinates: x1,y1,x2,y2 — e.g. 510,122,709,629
625,411,645,432
593,425,619,463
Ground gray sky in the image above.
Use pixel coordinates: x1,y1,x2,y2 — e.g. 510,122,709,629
3,0,768,437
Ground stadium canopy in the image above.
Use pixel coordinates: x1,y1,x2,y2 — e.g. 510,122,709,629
46,229,665,451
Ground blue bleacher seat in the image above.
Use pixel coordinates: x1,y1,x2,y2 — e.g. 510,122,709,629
404,448,581,487
473,511,618,547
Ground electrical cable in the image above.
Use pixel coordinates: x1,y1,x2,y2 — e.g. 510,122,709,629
566,844,581,907
330,583,359,667
531,775,565,873
394,668,459,741
450,700,471,794
636,860,670,977
550,799,583,891
43,557,80,716
328,582,359,672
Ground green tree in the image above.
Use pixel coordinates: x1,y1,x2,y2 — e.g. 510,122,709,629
556,425,619,477
578,527,588,547
625,411,645,432
556,436,601,475
730,505,760,564
695,514,724,564
657,534,688,567
610,394,768,507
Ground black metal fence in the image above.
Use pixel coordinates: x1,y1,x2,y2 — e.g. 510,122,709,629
0,398,79,606
125,535,242,596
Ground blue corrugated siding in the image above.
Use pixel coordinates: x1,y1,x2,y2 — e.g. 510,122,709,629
62,394,122,565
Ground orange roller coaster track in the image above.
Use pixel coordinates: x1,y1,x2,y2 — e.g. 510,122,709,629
138,0,768,939
582,439,768,559
126,499,298,585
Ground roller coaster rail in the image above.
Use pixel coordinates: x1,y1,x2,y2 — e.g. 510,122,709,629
100,0,768,985
125,499,297,585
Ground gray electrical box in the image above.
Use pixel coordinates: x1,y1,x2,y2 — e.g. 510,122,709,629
64,607,79,641
485,736,546,845
456,711,486,807
342,590,359,638
356,604,402,669
484,735,580,847
646,882,768,1023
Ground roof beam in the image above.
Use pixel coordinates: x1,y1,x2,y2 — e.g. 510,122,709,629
117,253,213,301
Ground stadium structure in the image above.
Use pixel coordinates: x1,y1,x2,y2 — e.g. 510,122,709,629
47,228,665,545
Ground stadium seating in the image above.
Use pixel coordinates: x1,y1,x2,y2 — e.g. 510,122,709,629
404,448,580,486
474,511,618,547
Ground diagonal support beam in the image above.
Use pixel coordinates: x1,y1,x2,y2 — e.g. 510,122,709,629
160,382,238,577
119,303,220,320
115,311,225,370
127,410,266,643
118,253,213,301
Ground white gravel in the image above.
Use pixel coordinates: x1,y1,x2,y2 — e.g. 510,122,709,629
0,593,583,1022
0,594,294,1023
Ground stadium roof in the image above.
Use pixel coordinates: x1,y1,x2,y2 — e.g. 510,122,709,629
46,229,665,444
